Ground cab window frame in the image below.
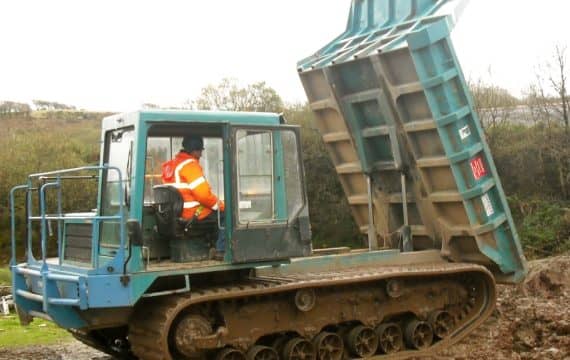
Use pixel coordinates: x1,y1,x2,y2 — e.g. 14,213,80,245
231,124,306,229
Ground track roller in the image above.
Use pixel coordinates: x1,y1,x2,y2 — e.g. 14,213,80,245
271,335,290,357
282,337,316,360
344,325,378,358
173,314,213,358
246,345,279,360
216,347,246,360
429,310,455,339
386,280,403,298
404,319,433,350
312,332,343,360
294,289,316,312
375,323,403,354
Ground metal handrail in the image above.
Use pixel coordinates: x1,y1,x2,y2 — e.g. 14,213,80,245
28,215,121,221
39,182,59,263
10,185,28,266
29,165,107,178
19,165,126,268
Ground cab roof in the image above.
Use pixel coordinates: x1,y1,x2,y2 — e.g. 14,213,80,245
102,110,284,130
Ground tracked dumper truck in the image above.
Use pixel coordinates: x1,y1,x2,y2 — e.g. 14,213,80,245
10,1,527,359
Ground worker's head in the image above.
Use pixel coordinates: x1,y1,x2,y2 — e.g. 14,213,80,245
182,135,204,157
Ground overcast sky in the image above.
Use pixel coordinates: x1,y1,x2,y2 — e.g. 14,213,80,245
0,0,568,111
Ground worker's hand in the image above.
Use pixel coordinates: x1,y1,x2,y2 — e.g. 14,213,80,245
219,200,225,212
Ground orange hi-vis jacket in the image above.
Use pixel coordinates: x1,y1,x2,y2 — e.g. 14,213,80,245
161,152,225,220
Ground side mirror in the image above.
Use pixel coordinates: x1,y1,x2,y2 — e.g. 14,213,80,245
127,219,143,247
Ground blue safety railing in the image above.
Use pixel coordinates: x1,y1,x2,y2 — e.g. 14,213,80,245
10,185,28,267
18,165,125,267
10,165,126,313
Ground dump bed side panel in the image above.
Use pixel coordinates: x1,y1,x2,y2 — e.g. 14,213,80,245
298,0,527,283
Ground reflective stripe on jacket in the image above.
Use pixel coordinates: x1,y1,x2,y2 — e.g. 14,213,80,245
161,151,224,220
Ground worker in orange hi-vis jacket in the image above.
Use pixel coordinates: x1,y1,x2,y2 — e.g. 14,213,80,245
161,135,225,258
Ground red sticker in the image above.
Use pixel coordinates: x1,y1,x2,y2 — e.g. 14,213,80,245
470,156,487,180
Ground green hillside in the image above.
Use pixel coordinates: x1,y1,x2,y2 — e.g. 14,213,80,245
1,99,569,263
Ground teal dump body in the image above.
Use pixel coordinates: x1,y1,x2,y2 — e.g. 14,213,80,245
298,0,527,283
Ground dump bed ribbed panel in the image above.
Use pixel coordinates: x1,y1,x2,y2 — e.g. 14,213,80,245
298,0,527,283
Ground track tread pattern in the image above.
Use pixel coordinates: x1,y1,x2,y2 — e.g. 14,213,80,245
128,262,495,360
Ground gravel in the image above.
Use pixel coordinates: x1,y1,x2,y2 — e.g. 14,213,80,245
0,341,110,360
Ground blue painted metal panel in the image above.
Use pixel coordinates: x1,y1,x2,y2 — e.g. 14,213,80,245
298,0,468,72
406,19,527,281
258,249,404,276
11,265,88,328
137,110,282,128
298,0,527,283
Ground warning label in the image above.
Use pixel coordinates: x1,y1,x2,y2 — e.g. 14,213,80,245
459,125,471,140
481,193,495,217
470,156,487,180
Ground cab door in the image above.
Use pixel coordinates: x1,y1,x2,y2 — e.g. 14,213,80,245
229,125,311,263
99,127,134,260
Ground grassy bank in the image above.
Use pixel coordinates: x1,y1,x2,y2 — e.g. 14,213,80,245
0,267,72,348
0,268,10,286
0,316,72,347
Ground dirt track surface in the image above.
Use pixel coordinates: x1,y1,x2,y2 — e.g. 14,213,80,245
0,342,109,360
0,255,568,360
437,255,570,360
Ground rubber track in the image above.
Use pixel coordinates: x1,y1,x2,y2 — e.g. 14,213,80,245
129,262,496,360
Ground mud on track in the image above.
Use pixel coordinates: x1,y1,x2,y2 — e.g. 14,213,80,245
1,255,568,360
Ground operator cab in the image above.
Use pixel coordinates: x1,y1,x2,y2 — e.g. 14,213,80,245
100,111,313,270
60,111,311,271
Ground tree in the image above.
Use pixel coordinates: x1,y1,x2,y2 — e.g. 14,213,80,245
192,78,284,112
0,101,31,118
525,75,556,127
32,99,76,111
522,45,570,199
525,45,569,132
549,45,569,132
142,103,160,109
469,70,519,130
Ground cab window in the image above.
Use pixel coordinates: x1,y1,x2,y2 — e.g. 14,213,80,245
144,136,224,204
235,129,303,225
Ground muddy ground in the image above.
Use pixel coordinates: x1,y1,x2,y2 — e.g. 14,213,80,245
437,255,569,360
0,255,568,360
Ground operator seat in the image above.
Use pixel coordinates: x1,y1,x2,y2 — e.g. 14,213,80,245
153,185,183,236
152,185,217,261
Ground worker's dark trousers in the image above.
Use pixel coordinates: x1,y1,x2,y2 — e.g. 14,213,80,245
203,211,225,252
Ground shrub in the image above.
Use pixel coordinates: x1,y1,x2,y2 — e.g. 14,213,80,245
509,196,570,258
